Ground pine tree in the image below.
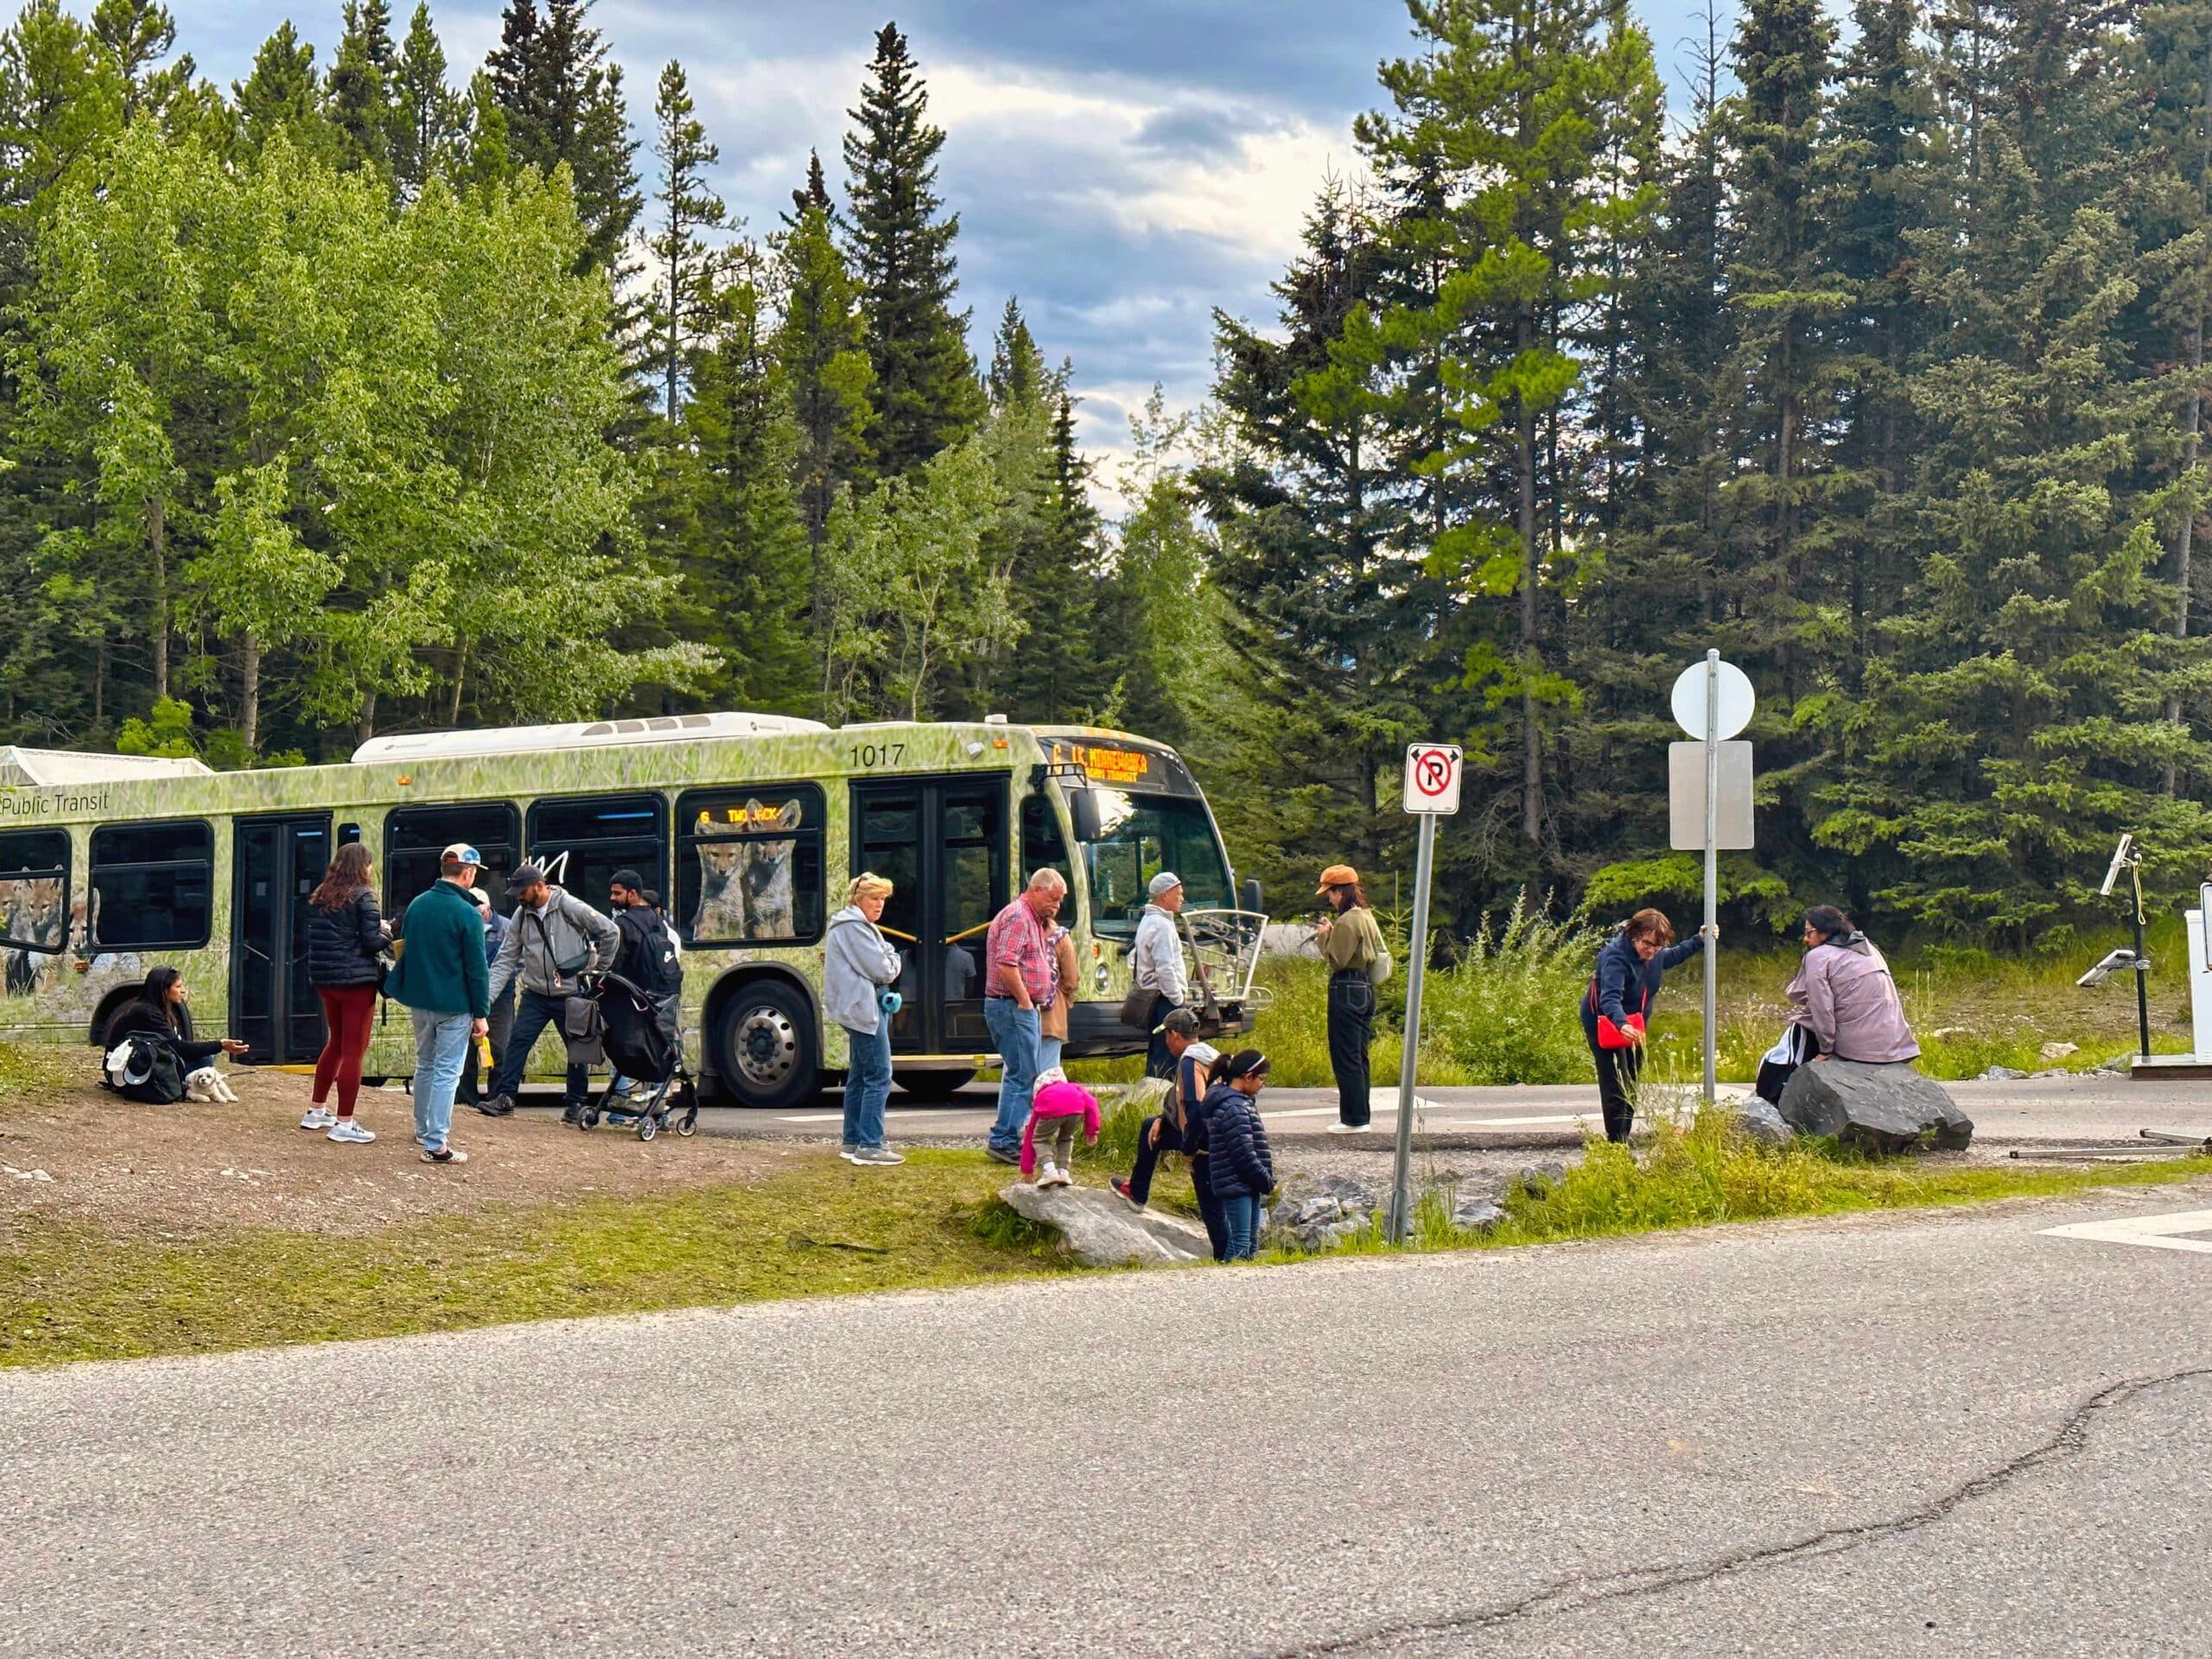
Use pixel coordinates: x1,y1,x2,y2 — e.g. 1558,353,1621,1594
1001,383,1104,721
774,182,873,611
789,146,831,219
645,59,724,422
1357,0,1664,868
325,0,397,175
88,0,192,125
456,69,509,194
842,23,983,477
391,3,462,200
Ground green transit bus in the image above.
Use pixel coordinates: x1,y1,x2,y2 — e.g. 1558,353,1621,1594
0,713,1268,1107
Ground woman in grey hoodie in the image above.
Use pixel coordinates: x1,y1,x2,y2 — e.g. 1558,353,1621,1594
827,873,906,1166
1788,906,1921,1065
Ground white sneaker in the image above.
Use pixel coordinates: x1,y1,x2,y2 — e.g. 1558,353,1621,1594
1327,1122,1370,1135
1036,1160,1058,1186
301,1109,336,1130
327,1120,376,1145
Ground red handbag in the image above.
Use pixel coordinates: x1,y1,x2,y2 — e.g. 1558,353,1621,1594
1595,1012,1645,1051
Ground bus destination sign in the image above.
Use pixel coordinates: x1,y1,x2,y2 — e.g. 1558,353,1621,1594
1055,742,1152,787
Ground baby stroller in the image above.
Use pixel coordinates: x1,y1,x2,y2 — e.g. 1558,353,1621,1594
575,970,698,1140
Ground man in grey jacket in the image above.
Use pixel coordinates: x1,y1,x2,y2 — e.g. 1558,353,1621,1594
481,862,622,1122
1130,871,1189,1078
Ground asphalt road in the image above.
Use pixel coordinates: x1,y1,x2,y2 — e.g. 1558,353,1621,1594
5,1180,2211,1655
677,1073,2212,1148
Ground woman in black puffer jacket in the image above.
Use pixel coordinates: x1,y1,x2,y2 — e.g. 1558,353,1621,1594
304,843,388,1144
1202,1049,1275,1261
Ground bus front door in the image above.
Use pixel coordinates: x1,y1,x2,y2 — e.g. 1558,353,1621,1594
851,778,1007,1059
232,815,332,1063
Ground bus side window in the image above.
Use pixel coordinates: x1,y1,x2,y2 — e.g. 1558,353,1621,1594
526,792,669,917
0,830,71,969
676,785,825,945
89,821,213,950
1020,795,1071,890
385,803,520,924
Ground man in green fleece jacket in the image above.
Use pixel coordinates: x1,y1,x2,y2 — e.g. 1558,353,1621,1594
386,842,492,1164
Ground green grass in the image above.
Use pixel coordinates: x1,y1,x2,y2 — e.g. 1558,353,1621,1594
1,1148,1073,1369
1280,1102,2212,1258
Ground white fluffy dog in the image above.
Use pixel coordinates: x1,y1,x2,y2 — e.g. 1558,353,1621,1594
185,1065,239,1103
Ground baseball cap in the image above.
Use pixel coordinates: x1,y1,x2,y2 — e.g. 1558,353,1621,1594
461,885,491,911
441,842,483,867
1316,863,1360,894
1154,1007,1200,1039
510,861,545,887
1147,870,1183,899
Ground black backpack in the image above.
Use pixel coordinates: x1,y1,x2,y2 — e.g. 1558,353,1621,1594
616,906,682,999
101,1033,187,1105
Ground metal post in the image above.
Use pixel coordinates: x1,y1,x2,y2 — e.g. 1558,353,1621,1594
2133,861,2152,1062
1389,810,1438,1243
1702,648,1719,1107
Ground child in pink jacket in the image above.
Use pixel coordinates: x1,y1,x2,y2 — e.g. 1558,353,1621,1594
1020,1066,1101,1188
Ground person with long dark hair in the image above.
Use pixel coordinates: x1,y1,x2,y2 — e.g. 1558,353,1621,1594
1580,909,1711,1144
304,842,387,1144
1199,1048,1276,1260
105,967,247,1091
1315,865,1384,1132
1786,906,1918,1068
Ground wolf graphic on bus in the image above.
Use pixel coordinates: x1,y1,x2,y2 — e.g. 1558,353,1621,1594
691,798,804,941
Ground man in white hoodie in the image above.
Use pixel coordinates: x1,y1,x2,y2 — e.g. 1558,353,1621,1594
825,873,906,1166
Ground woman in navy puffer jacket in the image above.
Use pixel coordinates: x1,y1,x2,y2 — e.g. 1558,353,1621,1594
1202,1049,1275,1260
1580,908,1709,1145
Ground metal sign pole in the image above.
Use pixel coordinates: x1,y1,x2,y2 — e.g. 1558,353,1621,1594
1702,648,1719,1108
1389,810,1438,1243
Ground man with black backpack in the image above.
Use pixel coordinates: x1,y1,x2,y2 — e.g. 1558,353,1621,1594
480,861,620,1123
606,868,682,1106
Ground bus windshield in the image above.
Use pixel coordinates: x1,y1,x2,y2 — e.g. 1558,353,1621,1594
1079,790,1232,938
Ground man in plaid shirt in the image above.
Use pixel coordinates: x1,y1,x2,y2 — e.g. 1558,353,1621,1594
983,868,1069,1164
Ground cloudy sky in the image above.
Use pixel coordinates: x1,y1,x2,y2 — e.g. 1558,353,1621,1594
173,0,1724,490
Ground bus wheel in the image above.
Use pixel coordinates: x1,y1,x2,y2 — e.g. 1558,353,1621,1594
893,1070,976,1103
715,982,817,1110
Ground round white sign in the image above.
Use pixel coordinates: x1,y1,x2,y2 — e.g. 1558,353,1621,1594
1670,659,1755,742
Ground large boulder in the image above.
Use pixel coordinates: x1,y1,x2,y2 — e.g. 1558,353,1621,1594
1777,1059,1974,1152
999,1182,1211,1267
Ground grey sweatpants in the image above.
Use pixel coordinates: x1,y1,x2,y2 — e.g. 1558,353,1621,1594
1027,1112,1079,1177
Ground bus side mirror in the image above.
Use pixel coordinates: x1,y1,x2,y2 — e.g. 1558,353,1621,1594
1066,789,1103,844
1240,877,1262,913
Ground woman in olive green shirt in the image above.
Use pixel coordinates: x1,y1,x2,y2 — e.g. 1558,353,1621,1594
1315,863,1385,1131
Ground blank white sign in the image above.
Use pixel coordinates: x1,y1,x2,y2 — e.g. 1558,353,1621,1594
1669,741,1754,851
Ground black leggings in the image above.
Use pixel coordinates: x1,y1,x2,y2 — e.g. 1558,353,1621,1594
1590,1036,1643,1143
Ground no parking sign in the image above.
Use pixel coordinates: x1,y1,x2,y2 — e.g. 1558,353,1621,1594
1402,743,1463,815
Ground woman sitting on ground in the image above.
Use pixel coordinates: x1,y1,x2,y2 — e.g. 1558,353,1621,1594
1786,906,1919,1068
106,967,248,1090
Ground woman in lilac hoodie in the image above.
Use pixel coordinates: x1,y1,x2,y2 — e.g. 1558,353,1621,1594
1788,906,1920,1065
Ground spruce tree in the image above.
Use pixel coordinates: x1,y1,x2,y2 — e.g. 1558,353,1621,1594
326,0,397,175
987,297,1042,409
485,0,638,273
391,3,462,200
842,23,983,477
88,0,192,124
646,59,724,422
234,23,329,156
774,180,873,604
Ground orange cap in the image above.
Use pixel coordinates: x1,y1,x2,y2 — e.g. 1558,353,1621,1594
1317,863,1360,894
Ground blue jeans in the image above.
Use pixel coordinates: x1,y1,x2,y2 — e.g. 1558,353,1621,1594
490,988,590,1106
842,1020,893,1149
1037,1033,1065,1074
984,998,1041,1154
410,1009,472,1154
1219,1192,1261,1261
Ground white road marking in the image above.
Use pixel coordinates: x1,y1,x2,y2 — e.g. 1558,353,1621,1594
1261,1108,1340,1120
2039,1208,2212,1255
1427,1114,1589,1129
777,1112,848,1123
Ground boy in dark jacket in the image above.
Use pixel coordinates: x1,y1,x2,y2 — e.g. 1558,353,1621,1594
1202,1049,1275,1260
